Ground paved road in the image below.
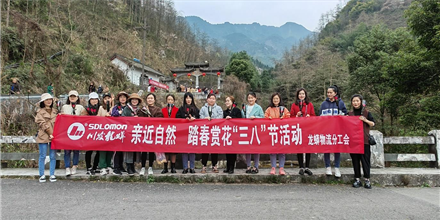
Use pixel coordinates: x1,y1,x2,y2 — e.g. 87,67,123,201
1,179,439,219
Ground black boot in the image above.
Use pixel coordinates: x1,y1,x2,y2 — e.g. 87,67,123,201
127,163,134,176
170,163,176,173
161,163,169,174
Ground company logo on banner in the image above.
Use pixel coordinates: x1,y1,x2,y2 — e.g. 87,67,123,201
67,123,85,140
52,115,365,154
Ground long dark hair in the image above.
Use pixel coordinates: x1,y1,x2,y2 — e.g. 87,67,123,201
40,100,54,108
295,88,310,105
328,85,340,98
183,92,196,109
350,94,364,110
66,97,80,105
268,92,284,108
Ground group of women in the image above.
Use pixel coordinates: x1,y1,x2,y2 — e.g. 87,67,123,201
36,85,374,189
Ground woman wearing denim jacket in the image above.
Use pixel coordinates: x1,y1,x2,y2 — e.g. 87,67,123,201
241,92,264,174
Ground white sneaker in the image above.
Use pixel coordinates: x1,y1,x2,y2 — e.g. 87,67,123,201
39,175,46,183
148,167,153,175
335,168,341,178
66,168,71,177
325,167,332,176
140,167,145,176
71,165,77,175
49,175,57,182
100,168,107,176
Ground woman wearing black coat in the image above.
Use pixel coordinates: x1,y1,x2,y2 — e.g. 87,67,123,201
223,96,242,174
176,92,200,174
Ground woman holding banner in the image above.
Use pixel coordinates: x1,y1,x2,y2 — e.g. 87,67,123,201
199,93,223,173
80,92,101,175
97,92,114,176
121,93,144,176
139,93,164,176
290,88,315,175
265,92,290,176
319,85,347,178
61,90,85,177
35,93,58,183
349,94,375,189
110,91,129,175
176,92,199,174
242,92,264,174
161,94,179,174
223,96,242,174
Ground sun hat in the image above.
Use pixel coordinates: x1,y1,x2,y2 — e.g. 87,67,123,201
127,93,142,103
89,92,99,100
38,93,53,103
116,91,129,100
68,90,79,97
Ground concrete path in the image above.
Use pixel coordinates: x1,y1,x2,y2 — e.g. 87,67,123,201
1,179,439,219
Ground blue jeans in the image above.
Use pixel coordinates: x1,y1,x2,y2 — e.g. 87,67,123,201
270,154,285,168
64,150,79,168
39,143,56,176
324,153,340,168
246,154,260,168
182,153,195,169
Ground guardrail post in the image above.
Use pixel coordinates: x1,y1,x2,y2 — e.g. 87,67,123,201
370,130,384,168
428,130,440,168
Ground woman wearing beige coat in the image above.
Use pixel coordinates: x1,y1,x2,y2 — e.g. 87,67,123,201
35,93,58,183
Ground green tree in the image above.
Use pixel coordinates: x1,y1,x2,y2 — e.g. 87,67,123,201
347,25,411,133
225,51,259,90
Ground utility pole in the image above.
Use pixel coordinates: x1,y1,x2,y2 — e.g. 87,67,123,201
136,1,148,88
142,15,147,87
6,0,11,28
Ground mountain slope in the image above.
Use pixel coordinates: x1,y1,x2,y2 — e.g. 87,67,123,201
185,16,312,66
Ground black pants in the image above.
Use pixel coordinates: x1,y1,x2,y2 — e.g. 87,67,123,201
201,154,218,167
141,152,155,168
297,153,311,168
113,151,124,169
85,151,100,170
225,154,237,171
350,144,371,179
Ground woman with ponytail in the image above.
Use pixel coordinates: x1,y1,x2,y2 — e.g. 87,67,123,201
319,85,347,178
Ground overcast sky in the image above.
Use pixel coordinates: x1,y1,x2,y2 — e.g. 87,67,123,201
173,0,345,31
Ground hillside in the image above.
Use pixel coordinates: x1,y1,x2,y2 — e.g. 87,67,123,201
185,16,312,66
1,0,229,95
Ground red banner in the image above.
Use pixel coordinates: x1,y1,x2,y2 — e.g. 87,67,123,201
51,115,364,153
149,79,169,90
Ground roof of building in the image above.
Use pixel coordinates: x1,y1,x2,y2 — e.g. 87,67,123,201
184,62,209,68
110,53,165,77
170,68,195,73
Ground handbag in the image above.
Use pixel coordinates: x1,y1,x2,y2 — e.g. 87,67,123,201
368,135,376,145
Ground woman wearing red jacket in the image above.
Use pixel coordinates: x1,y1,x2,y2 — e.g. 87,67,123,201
160,94,179,174
290,88,315,175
